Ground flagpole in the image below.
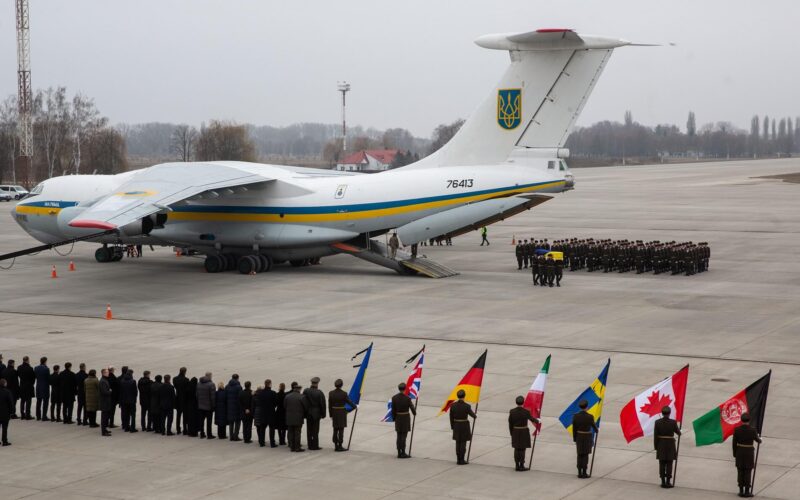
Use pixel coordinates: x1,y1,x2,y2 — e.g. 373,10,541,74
346,406,359,451
527,431,538,470
466,402,479,463
408,396,419,457
672,423,683,486
588,395,604,478
750,370,771,494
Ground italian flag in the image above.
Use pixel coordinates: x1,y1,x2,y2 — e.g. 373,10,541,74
619,365,689,443
523,354,550,435
692,371,771,446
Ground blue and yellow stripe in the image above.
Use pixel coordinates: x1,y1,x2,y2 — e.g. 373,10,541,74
14,200,77,216
559,359,610,436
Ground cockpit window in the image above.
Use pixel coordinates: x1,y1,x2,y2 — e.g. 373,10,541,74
26,183,44,198
559,160,567,171
547,161,555,170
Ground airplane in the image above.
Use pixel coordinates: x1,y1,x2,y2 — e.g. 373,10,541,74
5,29,643,278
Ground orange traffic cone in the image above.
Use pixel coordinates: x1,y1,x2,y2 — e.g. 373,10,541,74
69,261,76,272
51,265,58,278
511,235,516,245
105,304,113,320
176,248,182,257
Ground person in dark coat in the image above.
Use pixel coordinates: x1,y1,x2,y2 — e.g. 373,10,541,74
186,376,198,437
449,389,477,465
173,367,188,435
214,382,227,439
225,374,243,441
654,406,681,488
571,399,598,478
59,362,77,424
303,377,326,450
253,386,265,445
137,371,152,431
1,359,18,419
99,368,113,436
34,357,50,421
17,356,35,420
160,374,176,435
119,369,138,432
239,381,254,444
83,369,100,427
733,412,762,498
257,379,278,447
275,382,287,445
284,381,308,452
0,378,13,445
329,378,356,453
49,365,61,422
149,375,163,434
107,366,119,428
390,382,414,458
196,373,216,439
75,363,88,425
509,395,539,471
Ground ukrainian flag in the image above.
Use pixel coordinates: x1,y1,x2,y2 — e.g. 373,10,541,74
346,342,373,411
558,359,610,436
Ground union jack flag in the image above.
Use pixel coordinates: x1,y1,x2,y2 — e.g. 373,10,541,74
381,346,425,422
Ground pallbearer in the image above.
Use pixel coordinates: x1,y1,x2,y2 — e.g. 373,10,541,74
508,395,539,471
733,413,761,498
654,406,681,488
391,383,415,458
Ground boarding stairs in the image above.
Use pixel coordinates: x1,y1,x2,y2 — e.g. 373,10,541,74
331,239,459,279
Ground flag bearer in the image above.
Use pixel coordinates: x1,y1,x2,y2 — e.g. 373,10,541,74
450,389,476,465
508,395,539,471
391,382,416,458
654,406,681,488
328,379,354,452
733,413,762,498
572,399,598,478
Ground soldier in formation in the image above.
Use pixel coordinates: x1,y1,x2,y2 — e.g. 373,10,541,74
571,399,598,478
733,412,762,498
449,389,477,465
508,395,540,471
654,405,681,488
391,382,416,458
328,378,355,452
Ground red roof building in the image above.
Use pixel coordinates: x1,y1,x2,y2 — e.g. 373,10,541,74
336,149,398,172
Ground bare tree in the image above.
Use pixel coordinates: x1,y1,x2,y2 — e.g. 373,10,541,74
71,93,104,174
0,96,18,183
427,119,465,155
170,124,197,162
35,87,70,178
195,120,256,162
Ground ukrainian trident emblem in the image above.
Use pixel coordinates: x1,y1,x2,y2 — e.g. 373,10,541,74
497,88,521,130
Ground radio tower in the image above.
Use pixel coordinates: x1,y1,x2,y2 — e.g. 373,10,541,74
337,81,350,153
16,0,33,182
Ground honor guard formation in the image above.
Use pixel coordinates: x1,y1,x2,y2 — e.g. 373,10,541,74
0,348,770,498
516,238,711,283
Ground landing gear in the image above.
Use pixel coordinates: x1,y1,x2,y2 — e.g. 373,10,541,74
95,246,123,263
238,255,257,274
204,255,224,273
289,259,309,267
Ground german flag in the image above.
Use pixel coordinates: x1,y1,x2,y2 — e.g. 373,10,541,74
438,350,487,415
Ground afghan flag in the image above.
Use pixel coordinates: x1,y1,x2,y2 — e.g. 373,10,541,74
438,350,487,415
619,365,689,443
523,354,550,435
346,342,373,411
692,371,771,446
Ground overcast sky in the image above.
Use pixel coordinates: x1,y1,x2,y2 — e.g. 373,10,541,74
1,0,797,137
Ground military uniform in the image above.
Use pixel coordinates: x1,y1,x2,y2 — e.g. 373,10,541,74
449,399,476,465
654,415,681,487
571,409,598,478
508,405,539,471
327,387,354,451
555,259,563,287
515,242,524,270
391,391,416,458
531,256,539,285
733,422,761,497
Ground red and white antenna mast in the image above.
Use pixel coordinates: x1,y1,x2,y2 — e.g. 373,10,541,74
16,0,33,181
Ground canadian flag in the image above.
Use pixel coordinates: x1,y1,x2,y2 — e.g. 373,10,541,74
619,365,689,443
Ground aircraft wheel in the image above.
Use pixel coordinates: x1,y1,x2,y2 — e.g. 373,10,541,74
111,247,123,262
252,255,264,273
238,255,256,274
289,259,305,267
95,247,111,263
259,255,271,272
222,253,235,271
204,255,224,273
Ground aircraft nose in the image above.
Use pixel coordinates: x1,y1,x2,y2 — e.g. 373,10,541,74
564,173,575,190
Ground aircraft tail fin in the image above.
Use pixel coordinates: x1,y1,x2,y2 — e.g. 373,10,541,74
411,29,631,167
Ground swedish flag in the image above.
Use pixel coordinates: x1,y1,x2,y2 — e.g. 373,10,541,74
558,359,610,436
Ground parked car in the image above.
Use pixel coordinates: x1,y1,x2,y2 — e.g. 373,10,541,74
0,184,29,200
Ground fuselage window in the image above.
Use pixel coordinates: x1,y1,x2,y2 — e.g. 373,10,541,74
547,161,555,170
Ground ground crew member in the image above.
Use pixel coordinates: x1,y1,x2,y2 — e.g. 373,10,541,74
572,399,598,478
480,226,489,246
509,395,539,471
450,389,477,465
654,406,681,488
391,382,416,458
303,377,326,450
733,412,762,498
388,233,400,259
516,241,524,269
328,378,354,452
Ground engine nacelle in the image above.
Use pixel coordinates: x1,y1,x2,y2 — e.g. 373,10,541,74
121,216,155,236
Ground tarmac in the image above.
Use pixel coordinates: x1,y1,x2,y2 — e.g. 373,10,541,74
0,158,799,500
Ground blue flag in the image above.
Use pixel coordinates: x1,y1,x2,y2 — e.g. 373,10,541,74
558,359,610,436
347,342,373,411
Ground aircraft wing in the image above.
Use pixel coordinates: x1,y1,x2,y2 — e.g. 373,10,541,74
68,162,272,231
